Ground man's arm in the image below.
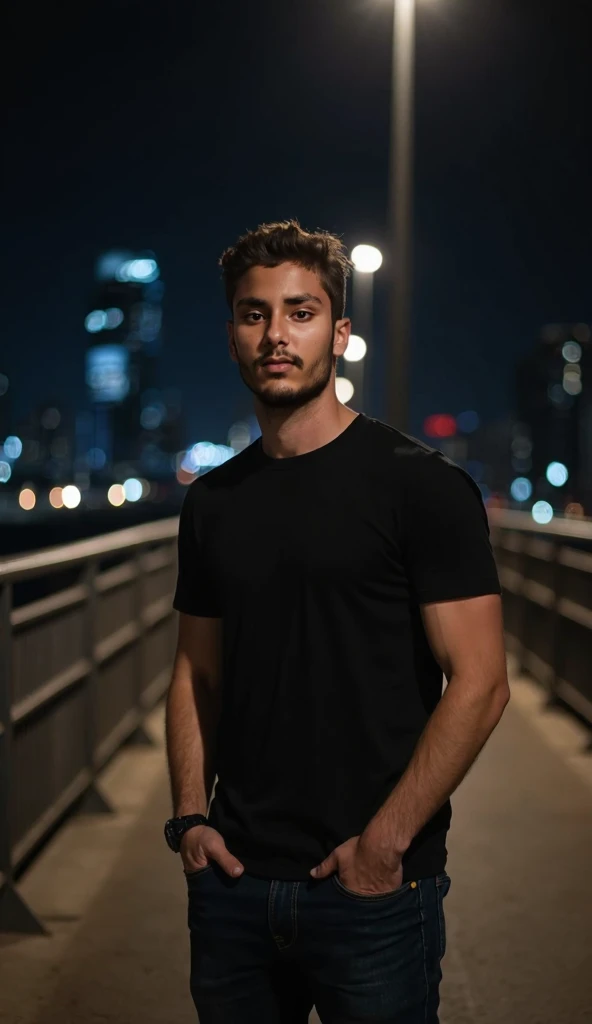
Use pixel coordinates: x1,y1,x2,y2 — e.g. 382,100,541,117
165,612,222,817
312,593,510,888
364,592,510,856
165,612,244,877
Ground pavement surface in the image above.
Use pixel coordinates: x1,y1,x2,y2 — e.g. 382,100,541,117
1,661,591,1024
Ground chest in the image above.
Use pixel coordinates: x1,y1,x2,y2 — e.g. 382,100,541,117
204,472,405,596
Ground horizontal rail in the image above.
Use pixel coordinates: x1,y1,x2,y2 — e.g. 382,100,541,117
0,517,179,583
489,508,592,540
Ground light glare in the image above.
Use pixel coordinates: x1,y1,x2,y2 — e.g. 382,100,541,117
351,244,383,274
562,341,582,363
510,477,532,502
49,487,64,509
123,477,143,502
62,485,82,509
19,488,36,511
546,462,569,487
4,435,23,460
532,501,553,525
108,484,126,507
335,377,354,403
343,335,367,363
85,310,107,333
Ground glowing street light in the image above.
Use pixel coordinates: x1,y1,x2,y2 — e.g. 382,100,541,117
343,335,367,363
336,377,355,404
62,485,82,509
350,245,382,412
351,245,383,274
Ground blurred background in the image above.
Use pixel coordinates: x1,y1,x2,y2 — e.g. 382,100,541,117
2,0,592,553
1,6,592,1021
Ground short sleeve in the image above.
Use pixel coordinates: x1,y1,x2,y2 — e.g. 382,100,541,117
402,454,501,605
173,483,222,618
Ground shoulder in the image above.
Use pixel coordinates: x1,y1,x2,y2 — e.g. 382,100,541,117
362,417,485,509
182,441,262,507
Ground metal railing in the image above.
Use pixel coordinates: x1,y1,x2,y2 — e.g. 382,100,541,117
1,508,590,933
490,509,592,728
0,518,179,934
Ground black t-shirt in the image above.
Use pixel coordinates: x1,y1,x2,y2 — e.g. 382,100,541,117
173,414,501,882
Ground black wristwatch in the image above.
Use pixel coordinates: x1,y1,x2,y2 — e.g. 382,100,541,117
164,814,209,853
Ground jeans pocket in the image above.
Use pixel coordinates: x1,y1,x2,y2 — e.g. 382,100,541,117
331,873,414,902
185,864,213,880
436,872,451,959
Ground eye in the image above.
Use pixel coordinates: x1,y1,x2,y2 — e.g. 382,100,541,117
245,312,264,323
293,310,313,321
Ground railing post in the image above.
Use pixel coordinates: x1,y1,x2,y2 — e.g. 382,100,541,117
0,583,46,934
126,548,154,747
77,560,113,814
547,541,562,706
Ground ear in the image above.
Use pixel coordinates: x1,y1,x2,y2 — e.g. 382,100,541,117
227,320,238,364
332,318,351,360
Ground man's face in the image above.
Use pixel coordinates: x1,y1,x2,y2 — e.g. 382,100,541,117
228,262,350,409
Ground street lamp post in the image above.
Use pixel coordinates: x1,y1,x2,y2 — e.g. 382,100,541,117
387,0,416,432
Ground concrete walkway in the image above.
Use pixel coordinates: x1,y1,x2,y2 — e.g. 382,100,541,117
1,664,591,1024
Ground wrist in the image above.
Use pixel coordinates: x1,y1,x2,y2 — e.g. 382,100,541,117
362,814,411,858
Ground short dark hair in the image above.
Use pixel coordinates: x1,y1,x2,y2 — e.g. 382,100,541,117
219,219,352,322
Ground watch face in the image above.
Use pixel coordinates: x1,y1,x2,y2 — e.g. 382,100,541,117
164,819,180,852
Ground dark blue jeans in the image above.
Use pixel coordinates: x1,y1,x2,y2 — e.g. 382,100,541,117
186,863,451,1023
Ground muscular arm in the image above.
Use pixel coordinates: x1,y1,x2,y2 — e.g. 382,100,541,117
165,612,222,817
365,593,510,854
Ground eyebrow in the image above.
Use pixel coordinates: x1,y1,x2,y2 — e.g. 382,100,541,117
235,293,323,309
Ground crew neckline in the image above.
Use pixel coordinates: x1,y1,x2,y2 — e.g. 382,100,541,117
256,412,366,470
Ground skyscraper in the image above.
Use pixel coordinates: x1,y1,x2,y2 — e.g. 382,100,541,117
84,251,164,471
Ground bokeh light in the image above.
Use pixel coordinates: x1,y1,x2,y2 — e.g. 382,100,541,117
116,258,159,283
62,485,82,509
565,502,585,518
343,335,367,363
49,487,64,509
351,245,383,273
562,341,582,363
335,377,354,403
0,461,12,483
0,374,9,396
108,484,126,507
123,477,143,502
228,422,251,452
105,307,124,329
4,435,23,460
457,410,480,434
87,447,107,470
140,405,164,430
19,488,36,511
546,462,569,487
510,477,532,502
85,310,107,333
532,501,554,525
424,414,456,439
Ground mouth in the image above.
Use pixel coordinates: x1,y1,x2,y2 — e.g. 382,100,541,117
261,360,295,373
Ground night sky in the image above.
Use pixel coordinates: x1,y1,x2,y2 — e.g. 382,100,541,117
4,0,592,444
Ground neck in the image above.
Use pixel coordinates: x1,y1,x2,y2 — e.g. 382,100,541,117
255,391,359,460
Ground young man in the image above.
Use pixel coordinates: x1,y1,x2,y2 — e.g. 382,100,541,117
165,220,509,1023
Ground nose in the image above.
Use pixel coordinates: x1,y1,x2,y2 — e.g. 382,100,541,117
265,310,287,345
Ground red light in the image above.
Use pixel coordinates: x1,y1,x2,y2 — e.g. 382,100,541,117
423,414,457,439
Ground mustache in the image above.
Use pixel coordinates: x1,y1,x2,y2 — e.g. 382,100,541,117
255,353,304,369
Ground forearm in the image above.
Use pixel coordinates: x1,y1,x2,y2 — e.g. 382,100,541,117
366,675,510,853
165,671,221,817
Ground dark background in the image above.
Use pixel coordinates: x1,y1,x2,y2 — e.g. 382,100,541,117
4,0,591,442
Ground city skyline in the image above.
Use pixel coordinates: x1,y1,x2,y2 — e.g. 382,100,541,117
3,0,592,444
